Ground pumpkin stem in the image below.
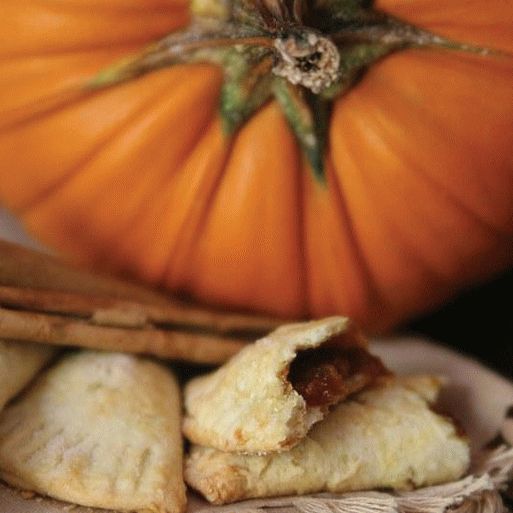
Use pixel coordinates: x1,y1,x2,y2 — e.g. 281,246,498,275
273,30,341,94
273,78,328,182
86,21,275,90
220,50,274,134
331,15,508,57
85,0,511,181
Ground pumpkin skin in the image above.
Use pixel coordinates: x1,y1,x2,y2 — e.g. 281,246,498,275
0,0,512,332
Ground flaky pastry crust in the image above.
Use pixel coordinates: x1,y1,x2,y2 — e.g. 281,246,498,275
185,376,470,504
0,351,186,513
183,317,367,454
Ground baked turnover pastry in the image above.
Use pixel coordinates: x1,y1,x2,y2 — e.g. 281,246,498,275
184,317,388,453
0,351,186,513
185,376,470,504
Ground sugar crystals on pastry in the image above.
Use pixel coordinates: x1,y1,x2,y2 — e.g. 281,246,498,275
0,351,186,513
183,317,389,454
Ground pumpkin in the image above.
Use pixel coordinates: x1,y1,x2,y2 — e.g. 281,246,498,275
0,0,512,333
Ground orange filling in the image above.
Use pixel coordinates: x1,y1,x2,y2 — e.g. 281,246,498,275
288,346,389,407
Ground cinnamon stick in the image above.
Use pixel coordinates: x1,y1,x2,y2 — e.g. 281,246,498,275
0,239,288,363
0,285,282,335
0,307,245,365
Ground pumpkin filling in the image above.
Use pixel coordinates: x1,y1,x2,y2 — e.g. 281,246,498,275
288,343,389,407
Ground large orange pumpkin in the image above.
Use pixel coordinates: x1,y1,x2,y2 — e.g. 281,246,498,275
0,0,512,332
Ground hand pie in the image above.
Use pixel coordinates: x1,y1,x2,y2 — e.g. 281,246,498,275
185,376,470,504
0,339,55,411
184,317,388,453
0,351,186,513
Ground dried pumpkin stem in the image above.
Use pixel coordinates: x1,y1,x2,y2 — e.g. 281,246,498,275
220,50,274,134
85,0,510,180
273,78,328,181
86,31,275,90
273,30,341,93
331,17,508,57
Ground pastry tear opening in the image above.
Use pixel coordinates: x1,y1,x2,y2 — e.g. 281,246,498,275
288,338,390,407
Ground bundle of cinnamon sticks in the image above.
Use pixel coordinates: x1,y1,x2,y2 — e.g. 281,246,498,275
0,240,284,365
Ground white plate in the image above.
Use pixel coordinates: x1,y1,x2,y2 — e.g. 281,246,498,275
0,336,512,513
